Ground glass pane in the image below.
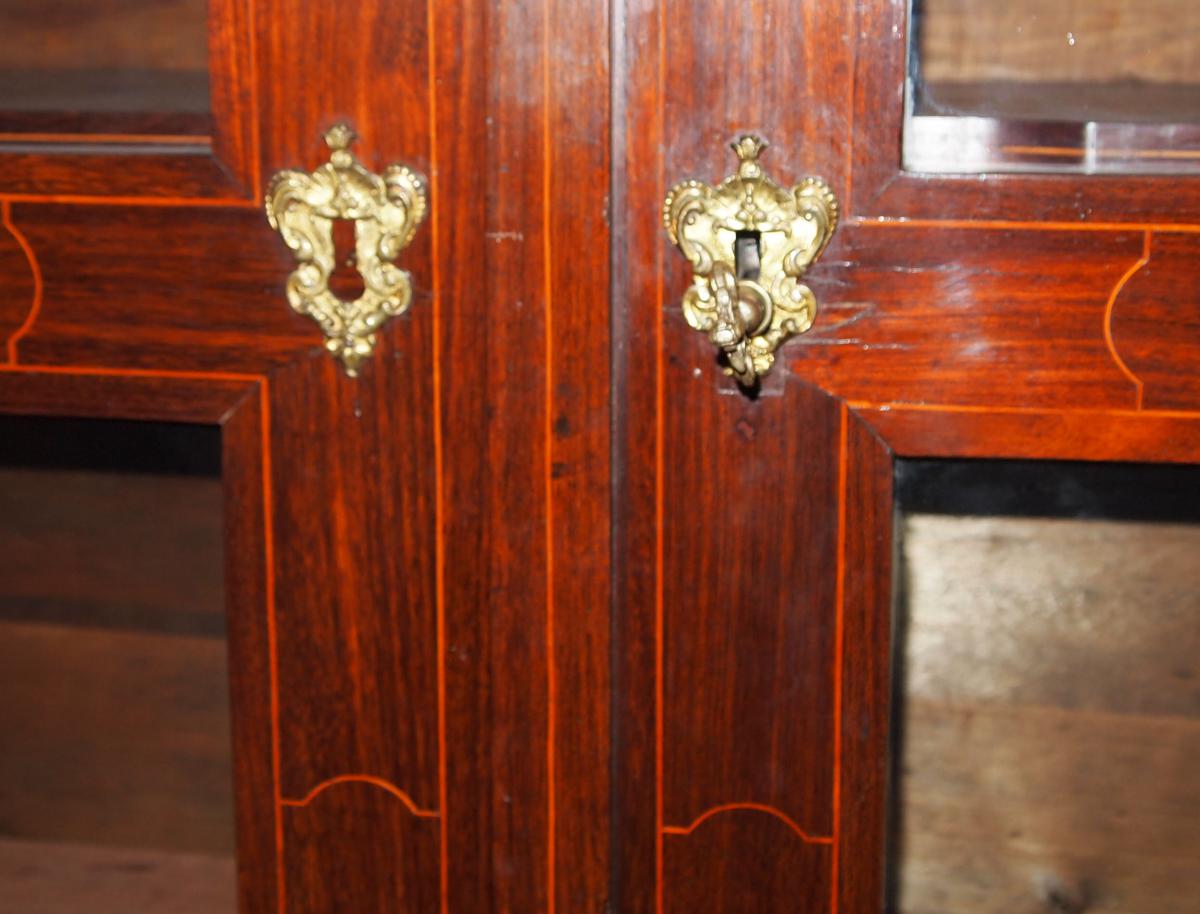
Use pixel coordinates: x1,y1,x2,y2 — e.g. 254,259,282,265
0,417,234,914
0,0,210,138
891,460,1200,914
906,0,1200,174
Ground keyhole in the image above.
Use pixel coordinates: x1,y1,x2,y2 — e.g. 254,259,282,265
329,218,365,300
734,230,761,281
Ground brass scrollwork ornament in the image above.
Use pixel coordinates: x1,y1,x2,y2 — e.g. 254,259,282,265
663,136,838,387
265,124,428,376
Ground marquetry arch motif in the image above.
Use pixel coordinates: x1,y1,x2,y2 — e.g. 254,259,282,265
0,200,41,364
1110,231,1200,411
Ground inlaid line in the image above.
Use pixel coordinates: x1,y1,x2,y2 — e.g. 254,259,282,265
2,200,43,364
654,0,667,909
542,0,558,906
281,774,439,816
831,402,849,914
662,802,834,845
426,2,450,913
260,380,285,914
1103,230,1150,409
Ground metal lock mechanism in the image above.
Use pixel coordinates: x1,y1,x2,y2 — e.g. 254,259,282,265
663,136,839,387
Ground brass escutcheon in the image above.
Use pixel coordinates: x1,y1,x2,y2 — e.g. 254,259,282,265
265,124,428,376
663,136,838,387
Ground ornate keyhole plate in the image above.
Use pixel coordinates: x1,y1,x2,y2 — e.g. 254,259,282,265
663,136,839,387
266,124,428,376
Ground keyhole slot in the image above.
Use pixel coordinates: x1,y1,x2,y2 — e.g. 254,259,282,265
329,218,365,300
734,230,761,282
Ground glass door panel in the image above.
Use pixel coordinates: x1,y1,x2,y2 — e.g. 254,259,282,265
0,0,210,138
891,460,1200,913
906,0,1200,173
0,417,234,914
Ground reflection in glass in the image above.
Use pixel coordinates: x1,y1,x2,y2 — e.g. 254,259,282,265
0,0,210,137
891,460,1200,914
0,418,234,914
906,0,1200,174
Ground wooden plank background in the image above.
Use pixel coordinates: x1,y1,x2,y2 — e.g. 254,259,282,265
0,0,207,72
895,514,1200,914
920,0,1200,84
0,467,234,859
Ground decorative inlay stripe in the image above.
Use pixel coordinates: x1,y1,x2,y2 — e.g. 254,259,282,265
2,200,43,364
663,803,834,845
1103,230,1151,409
281,774,439,817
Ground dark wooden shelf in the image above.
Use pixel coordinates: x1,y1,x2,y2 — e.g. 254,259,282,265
0,838,235,914
0,68,211,139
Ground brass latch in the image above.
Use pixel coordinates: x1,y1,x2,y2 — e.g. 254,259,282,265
663,136,838,387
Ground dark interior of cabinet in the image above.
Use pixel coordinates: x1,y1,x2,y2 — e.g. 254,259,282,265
0,416,234,914
0,0,211,138
889,458,1200,914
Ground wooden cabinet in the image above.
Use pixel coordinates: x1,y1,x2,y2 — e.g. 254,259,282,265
0,1,1196,912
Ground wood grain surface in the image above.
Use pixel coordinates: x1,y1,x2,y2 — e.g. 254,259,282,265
919,0,1200,85
0,469,223,634
0,838,235,914
895,515,1200,914
8,204,308,370
0,620,235,853
0,0,209,73
2,1,1200,913
282,782,440,914
1110,232,1200,410
614,4,1200,912
794,226,1147,410
661,377,840,836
